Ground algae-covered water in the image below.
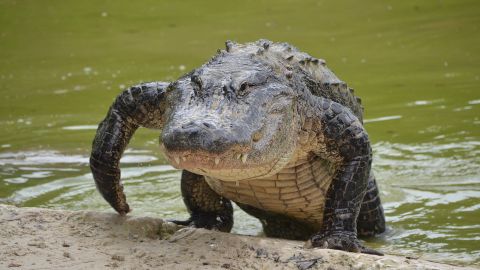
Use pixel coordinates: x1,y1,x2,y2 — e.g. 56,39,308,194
0,0,479,266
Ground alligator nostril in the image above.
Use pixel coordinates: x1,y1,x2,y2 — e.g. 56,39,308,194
181,121,196,129
189,130,199,138
181,121,214,129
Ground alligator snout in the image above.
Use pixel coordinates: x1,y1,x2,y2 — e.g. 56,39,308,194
162,119,251,155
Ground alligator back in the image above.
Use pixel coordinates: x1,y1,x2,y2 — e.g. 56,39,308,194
224,40,364,122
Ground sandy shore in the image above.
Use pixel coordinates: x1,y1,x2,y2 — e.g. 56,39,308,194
0,204,476,270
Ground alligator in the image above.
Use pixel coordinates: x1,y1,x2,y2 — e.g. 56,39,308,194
90,39,386,255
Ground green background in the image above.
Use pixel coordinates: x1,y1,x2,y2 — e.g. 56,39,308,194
0,0,479,266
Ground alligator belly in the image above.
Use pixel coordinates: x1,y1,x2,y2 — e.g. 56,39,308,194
205,157,335,228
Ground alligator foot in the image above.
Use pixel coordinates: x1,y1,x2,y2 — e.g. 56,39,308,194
169,211,232,232
305,231,383,256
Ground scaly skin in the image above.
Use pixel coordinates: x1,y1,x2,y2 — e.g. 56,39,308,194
90,82,168,214
301,96,377,253
170,170,233,232
90,40,386,255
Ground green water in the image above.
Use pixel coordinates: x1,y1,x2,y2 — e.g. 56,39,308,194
1,0,479,266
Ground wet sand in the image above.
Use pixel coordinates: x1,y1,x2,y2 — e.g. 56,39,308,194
0,204,476,270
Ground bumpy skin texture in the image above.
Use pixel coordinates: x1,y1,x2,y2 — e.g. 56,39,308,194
171,170,233,232
90,40,386,255
90,82,168,215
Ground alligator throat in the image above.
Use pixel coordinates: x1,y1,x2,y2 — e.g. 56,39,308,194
205,155,336,229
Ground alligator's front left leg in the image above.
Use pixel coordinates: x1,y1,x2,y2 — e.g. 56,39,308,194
90,82,169,215
306,98,382,255
170,170,233,232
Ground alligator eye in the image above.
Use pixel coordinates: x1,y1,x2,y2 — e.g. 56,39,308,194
240,82,248,91
190,75,203,95
238,82,249,96
190,75,202,88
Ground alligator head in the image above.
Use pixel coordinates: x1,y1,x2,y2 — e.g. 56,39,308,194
161,44,300,181
90,40,303,214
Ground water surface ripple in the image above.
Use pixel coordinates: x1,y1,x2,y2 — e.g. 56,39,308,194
0,0,479,266
0,141,478,265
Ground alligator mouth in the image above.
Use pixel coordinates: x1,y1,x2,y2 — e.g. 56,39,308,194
162,147,294,181
165,150,250,170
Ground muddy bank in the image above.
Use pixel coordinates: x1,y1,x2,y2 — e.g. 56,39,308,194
0,204,476,270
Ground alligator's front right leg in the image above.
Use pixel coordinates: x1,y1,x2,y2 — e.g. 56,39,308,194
90,82,169,215
305,97,383,255
170,170,234,232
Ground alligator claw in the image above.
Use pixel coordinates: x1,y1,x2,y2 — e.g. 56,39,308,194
168,218,193,227
306,232,383,256
115,202,131,216
168,212,232,232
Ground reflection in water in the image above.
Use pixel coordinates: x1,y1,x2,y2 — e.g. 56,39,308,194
62,125,98,130
0,150,158,166
0,141,478,265
364,115,402,123
373,141,480,265
0,0,478,267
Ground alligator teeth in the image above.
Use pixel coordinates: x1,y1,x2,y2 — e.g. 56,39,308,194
236,153,241,160
214,157,220,165
173,156,180,164
241,153,248,164
159,143,166,151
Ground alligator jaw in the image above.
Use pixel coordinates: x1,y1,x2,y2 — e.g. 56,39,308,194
163,147,294,181
166,151,248,170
